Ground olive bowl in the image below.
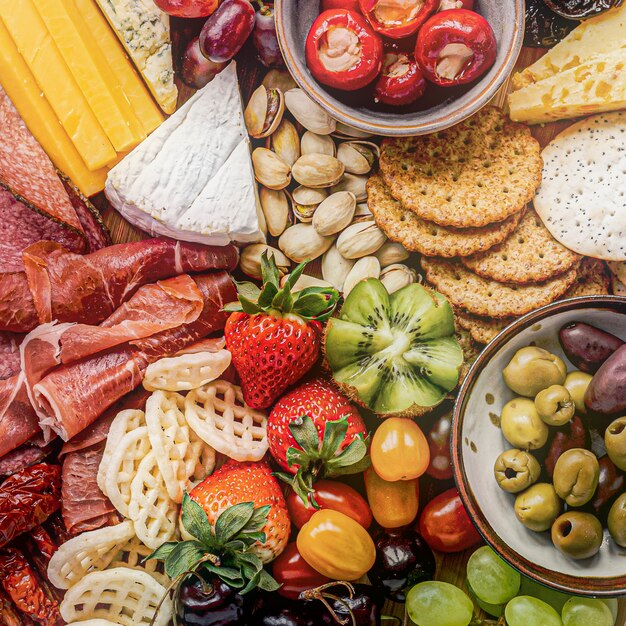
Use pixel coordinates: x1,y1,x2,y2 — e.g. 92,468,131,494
274,0,524,136
452,296,626,597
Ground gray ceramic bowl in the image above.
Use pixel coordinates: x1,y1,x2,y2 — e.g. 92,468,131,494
452,296,626,597
275,0,524,136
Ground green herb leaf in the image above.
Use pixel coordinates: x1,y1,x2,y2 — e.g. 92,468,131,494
164,541,206,579
215,502,255,544
145,541,177,563
181,493,215,547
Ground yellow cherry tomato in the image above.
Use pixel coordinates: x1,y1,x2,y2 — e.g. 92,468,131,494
296,509,376,580
371,417,430,481
364,467,420,529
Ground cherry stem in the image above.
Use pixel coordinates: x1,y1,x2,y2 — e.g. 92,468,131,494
300,581,356,626
381,616,402,625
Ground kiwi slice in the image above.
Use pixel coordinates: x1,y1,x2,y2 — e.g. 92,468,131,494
324,278,463,417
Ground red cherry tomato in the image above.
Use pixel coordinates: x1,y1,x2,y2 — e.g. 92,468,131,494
418,488,481,553
154,0,219,17
359,0,438,39
374,52,426,106
438,0,474,10
415,9,497,87
425,413,453,480
272,542,330,600
322,0,361,11
286,480,373,529
305,10,383,91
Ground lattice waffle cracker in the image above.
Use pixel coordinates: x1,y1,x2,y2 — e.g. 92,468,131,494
143,349,232,391
145,390,216,503
109,533,169,587
128,450,178,550
59,568,172,626
68,621,121,625
185,380,268,462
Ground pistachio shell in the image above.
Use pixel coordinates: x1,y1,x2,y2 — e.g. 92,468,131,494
271,119,300,167
301,131,336,156
374,241,410,267
322,244,355,291
278,223,334,263
343,256,381,296
380,263,417,294
262,69,297,93
333,121,373,139
244,85,284,139
355,202,373,219
285,89,336,135
240,244,290,280
312,191,356,236
336,220,387,259
291,186,328,223
252,148,291,190
280,273,333,291
292,154,345,188
336,141,379,175
259,187,291,237
331,173,368,202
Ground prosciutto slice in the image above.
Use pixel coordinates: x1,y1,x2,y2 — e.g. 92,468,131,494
33,272,236,441
0,237,238,332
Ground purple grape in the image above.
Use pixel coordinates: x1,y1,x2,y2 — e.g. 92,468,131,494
181,37,228,89
253,5,283,67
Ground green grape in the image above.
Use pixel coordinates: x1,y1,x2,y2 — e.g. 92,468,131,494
562,597,614,626
466,579,505,618
505,596,564,626
466,546,520,605
519,575,571,613
406,581,474,626
600,598,618,623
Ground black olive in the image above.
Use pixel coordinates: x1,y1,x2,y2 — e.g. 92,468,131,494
544,0,623,19
524,0,577,47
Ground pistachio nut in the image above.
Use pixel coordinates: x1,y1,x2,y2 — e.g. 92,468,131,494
322,244,355,291
278,223,334,263
301,131,336,157
271,119,300,167
312,191,356,236
331,173,368,202
374,241,410,267
262,69,297,93
252,148,291,190
259,187,292,237
380,264,417,294
291,186,328,223
343,256,381,296
292,154,345,188
285,88,337,135
355,202,373,219
337,141,379,175
336,220,387,259
244,85,285,139
240,244,290,280
333,121,373,139
280,273,333,291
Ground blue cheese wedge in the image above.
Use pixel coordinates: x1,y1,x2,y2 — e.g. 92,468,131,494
95,0,177,114
105,62,266,246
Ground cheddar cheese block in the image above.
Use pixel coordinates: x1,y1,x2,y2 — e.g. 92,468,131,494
508,51,626,124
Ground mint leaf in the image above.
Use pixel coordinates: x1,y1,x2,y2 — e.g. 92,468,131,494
215,502,255,544
164,541,206,579
145,541,177,563
181,493,215,547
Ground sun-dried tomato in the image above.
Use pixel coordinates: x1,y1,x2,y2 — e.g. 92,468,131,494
28,527,57,563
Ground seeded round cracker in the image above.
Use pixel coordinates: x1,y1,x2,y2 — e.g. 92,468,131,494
461,209,581,283
534,112,626,261
379,107,542,229
421,258,579,318
563,257,611,298
455,308,514,345
367,175,524,257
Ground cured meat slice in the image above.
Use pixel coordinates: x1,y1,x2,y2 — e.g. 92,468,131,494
0,237,238,333
0,442,52,477
33,272,236,441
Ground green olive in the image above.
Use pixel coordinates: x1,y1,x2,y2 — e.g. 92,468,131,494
534,384,575,426
514,483,561,532
501,398,549,450
553,448,599,507
608,493,626,548
503,346,567,397
551,511,603,559
605,417,626,471
564,371,593,415
494,449,541,493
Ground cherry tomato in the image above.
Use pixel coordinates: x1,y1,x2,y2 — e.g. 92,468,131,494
371,417,430,482
154,0,218,18
297,509,376,580
305,10,383,91
286,480,373,529
415,9,497,86
322,0,362,10
365,468,419,528
418,488,481,553
359,0,438,39
374,52,426,106
425,413,453,480
272,542,331,599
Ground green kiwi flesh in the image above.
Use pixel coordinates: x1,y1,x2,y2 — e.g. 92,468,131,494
325,279,463,417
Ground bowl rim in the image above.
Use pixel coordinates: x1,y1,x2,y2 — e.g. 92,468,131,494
452,295,626,597
274,0,525,136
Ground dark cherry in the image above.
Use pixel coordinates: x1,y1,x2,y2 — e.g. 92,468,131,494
544,416,590,478
253,593,324,626
368,527,436,602
591,455,625,516
178,572,253,626
317,584,384,626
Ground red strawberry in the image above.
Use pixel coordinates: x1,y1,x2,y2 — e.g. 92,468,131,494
267,378,370,505
224,253,339,409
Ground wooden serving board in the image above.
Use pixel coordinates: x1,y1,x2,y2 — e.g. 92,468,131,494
96,35,625,625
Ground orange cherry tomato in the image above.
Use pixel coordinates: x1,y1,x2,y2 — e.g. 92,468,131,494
370,417,430,481
297,509,376,580
364,467,420,529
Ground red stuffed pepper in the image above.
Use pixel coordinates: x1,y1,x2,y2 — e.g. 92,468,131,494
321,0,361,11
415,9,496,86
359,0,438,39
374,52,426,105
306,9,383,91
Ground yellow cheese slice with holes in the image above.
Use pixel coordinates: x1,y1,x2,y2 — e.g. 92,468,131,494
72,0,164,135
32,0,145,153
0,19,107,195
0,0,117,170
508,51,626,124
